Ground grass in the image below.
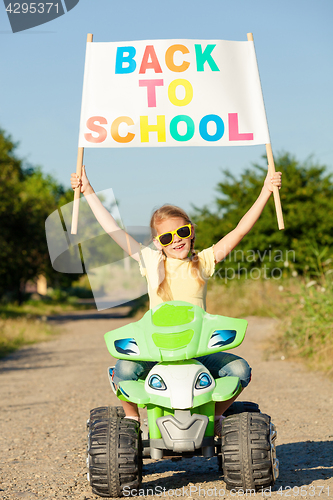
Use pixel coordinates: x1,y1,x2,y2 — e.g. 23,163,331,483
206,276,333,378
0,295,96,359
0,297,94,319
0,316,56,358
277,282,333,376
206,278,285,318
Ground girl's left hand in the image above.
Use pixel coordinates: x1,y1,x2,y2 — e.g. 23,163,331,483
264,171,282,192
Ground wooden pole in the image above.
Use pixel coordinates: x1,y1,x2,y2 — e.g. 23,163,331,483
71,33,94,235
247,33,285,230
266,143,285,230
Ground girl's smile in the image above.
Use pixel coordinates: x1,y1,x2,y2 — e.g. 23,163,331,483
154,217,194,259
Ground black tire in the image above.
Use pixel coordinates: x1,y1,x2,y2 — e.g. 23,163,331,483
221,412,277,491
88,417,142,498
216,401,260,472
88,406,125,428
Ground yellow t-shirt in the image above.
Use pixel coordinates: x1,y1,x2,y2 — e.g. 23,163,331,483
139,246,215,310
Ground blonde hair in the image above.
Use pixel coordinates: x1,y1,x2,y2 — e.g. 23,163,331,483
150,205,205,302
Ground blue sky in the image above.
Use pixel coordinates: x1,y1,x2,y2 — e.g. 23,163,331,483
1,0,332,227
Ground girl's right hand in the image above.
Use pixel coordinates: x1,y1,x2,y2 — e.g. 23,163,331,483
70,165,90,194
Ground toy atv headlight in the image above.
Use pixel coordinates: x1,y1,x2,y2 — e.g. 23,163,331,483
195,372,212,389
148,374,167,391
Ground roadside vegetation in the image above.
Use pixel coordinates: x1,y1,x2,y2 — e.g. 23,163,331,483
206,274,333,378
0,288,96,358
0,315,55,359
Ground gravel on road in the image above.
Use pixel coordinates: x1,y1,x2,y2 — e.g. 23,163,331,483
0,308,332,500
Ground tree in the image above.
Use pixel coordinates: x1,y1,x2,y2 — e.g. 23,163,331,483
192,153,333,277
0,128,78,301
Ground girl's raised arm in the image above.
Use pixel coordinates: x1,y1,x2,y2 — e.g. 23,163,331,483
213,171,282,263
70,166,141,261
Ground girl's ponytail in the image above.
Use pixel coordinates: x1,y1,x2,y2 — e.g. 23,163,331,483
190,237,205,286
157,257,173,302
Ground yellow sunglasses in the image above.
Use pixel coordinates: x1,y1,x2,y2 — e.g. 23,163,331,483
155,224,192,247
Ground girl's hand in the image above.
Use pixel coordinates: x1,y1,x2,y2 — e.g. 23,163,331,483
70,165,90,194
264,171,282,192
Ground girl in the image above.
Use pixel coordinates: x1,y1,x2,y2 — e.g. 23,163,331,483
71,166,282,434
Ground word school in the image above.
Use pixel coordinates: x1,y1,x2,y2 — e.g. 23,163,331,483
84,112,253,144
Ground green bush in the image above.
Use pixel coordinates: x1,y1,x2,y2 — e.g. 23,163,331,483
0,128,81,302
192,153,333,278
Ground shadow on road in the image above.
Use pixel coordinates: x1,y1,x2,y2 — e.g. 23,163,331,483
141,440,333,490
276,440,333,486
47,308,131,322
47,296,148,323
0,346,67,372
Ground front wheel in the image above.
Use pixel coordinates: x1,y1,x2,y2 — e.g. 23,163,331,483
221,412,278,491
87,405,125,429
88,417,142,497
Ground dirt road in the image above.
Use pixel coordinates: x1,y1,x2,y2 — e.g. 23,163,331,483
0,309,332,499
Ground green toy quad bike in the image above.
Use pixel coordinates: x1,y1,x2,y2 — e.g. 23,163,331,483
87,301,279,497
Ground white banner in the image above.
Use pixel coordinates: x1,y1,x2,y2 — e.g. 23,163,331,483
78,39,270,148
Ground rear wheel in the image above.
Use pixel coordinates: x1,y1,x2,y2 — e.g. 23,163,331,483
88,417,142,497
221,412,278,491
